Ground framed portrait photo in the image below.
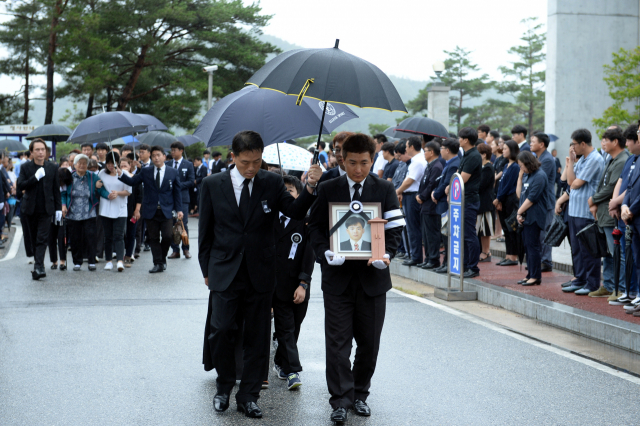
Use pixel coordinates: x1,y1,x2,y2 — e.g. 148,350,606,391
329,202,381,260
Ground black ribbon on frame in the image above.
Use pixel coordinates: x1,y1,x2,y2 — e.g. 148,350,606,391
329,201,372,236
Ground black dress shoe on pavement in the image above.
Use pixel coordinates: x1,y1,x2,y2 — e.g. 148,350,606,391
237,401,262,418
434,265,448,274
416,262,427,268
395,252,406,259
149,264,164,273
522,279,541,286
32,269,45,280
330,407,348,424
353,399,371,417
421,262,440,270
517,278,529,284
463,270,479,278
143,244,151,252
59,264,67,271
51,263,58,270
402,259,419,266
498,259,518,266
541,263,553,272
162,263,167,271
213,393,229,412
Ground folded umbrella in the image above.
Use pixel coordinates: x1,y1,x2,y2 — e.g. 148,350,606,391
194,85,358,148
263,143,327,172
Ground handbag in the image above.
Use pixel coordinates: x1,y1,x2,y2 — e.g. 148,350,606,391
504,209,519,233
543,214,569,247
179,218,189,246
172,219,184,245
576,223,609,258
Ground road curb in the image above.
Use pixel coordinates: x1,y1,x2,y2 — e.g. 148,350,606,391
390,260,640,355
0,226,22,263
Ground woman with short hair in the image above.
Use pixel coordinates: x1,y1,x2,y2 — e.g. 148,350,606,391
494,140,520,266
516,151,549,286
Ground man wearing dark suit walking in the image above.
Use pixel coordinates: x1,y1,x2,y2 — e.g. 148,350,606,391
118,145,183,273
308,134,404,425
209,151,225,174
198,131,321,419
166,141,195,259
192,157,207,212
16,138,62,280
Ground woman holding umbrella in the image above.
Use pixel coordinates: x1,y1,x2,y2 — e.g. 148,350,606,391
515,151,550,286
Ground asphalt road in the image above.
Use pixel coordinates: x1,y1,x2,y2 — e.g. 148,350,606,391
1,218,639,425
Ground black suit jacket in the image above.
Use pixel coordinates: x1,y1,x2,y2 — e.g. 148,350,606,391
194,164,207,192
275,216,314,302
165,158,195,203
210,159,225,174
418,159,444,215
339,240,371,251
16,160,61,216
119,166,182,220
198,169,316,293
0,168,11,204
520,142,531,152
308,174,402,297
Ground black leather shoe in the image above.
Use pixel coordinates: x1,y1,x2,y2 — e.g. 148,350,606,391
395,252,406,259
213,393,229,412
149,264,164,273
463,270,479,278
561,280,574,288
330,407,348,424
51,263,58,270
32,269,45,280
416,262,428,268
353,399,371,417
162,263,167,271
402,259,419,266
522,279,541,286
59,264,67,271
422,262,439,270
143,244,151,252
434,265,448,274
237,401,262,418
517,278,529,284
541,263,553,272
498,259,518,266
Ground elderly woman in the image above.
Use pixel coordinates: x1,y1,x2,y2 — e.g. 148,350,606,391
98,152,132,272
516,151,550,286
61,154,109,271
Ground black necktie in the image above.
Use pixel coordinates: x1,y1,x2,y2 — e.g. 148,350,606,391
352,183,361,201
174,160,178,169
156,167,161,189
280,216,287,228
239,178,251,222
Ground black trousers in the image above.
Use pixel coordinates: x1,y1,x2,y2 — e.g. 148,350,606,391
95,215,104,258
48,220,67,263
146,209,173,265
523,224,542,279
323,277,386,409
135,217,147,253
171,201,189,253
21,209,34,257
272,294,309,374
24,212,51,269
498,194,519,256
207,260,272,403
421,213,441,265
68,218,97,266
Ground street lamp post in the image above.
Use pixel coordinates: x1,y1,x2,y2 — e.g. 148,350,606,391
203,65,218,110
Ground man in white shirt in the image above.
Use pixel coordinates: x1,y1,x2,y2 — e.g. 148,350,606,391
395,136,427,265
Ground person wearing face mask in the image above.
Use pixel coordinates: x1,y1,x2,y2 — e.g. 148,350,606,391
60,154,110,272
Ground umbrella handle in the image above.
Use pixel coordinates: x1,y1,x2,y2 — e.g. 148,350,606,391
312,101,328,165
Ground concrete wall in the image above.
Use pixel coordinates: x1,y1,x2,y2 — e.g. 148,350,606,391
428,85,451,131
545,0,639,162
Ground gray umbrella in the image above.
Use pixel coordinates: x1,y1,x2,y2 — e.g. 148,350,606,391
26,124,73,143
194,85,358,147
176,135,202,146
0,139,28,151
137,131,177,150
67,111,149,143
137,114,168,132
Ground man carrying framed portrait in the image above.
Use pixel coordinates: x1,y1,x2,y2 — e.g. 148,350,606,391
308,133,405,425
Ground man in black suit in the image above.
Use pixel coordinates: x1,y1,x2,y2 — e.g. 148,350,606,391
16,139,62,279
118,145,183,273
166,141,195,259
198,131,321,419
512,124,530,152
134,143,152,256
209,151,225,174
339,216,372,251
417,141,444,269
271,175,315,390
320,131,378,184
192,156,207,213
0,153,13,249
308,133,404,425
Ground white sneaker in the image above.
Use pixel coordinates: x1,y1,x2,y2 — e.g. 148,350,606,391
117,261,124,272
104,262,113,270
623,296,640,310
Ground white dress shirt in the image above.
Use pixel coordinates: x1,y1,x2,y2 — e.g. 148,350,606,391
279,212,291,228
349,238,364,251
140,160,151,168
373,155,388,174
404,152,427,192
231,166,253,206
154,164,166,187
171,157,183,169
346,175,366,200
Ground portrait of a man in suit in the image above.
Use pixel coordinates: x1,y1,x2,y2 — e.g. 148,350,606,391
339,216,371,252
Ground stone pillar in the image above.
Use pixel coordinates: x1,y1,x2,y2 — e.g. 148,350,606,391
428,85,450,131
545,0,639,163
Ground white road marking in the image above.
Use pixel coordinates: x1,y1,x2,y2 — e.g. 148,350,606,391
390,288,640,386
0,226,22,263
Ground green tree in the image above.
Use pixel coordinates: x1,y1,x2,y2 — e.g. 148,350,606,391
54,141,80,161
593,46,640,133
462,99,522,133
497,17,546,137
368,123,389,135
184,141,206,161
405,87,428,115
437,46,491,132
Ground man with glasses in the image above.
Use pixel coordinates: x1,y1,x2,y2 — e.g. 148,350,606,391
561,129,605,295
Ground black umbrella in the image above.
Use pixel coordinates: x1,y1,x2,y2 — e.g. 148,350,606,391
625,226,634,296
612,228,623,295
137,114,168,132
395,116,449,138
516,226,526,271
26,124,73,143
0,139,27,151
68,111,149,144
137,131,177,150
176,135,202,146
246,39,406,161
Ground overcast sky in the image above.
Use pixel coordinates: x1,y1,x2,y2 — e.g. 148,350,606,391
253,0,547,82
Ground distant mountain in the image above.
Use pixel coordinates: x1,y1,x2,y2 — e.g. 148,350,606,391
259,33,427,134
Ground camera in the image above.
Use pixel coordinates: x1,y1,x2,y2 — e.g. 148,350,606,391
203,65,218,73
